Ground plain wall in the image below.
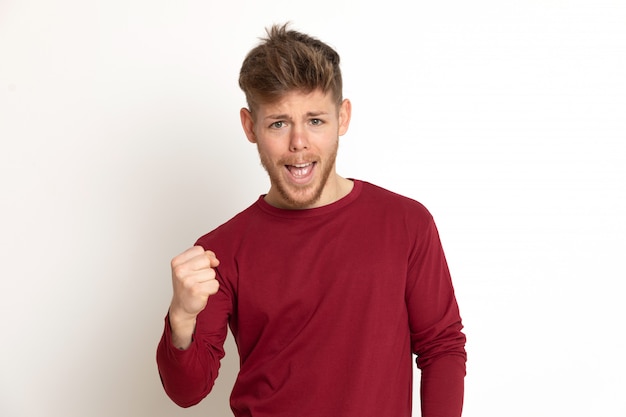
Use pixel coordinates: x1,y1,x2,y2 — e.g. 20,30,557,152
1,1,625,416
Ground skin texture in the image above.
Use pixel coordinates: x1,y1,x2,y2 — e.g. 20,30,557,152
169,247,220,349
169,89,353,349
240,89,353,209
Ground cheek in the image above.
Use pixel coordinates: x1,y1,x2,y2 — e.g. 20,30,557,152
256,140,282,159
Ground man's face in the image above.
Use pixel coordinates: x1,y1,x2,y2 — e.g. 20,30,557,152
240,89,351,209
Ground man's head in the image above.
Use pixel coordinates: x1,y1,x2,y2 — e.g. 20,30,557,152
238,23,343,115
238,24,352,210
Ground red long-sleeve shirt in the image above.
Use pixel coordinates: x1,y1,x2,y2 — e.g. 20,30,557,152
157,180,466,416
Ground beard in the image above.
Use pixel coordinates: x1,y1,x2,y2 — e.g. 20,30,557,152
258,140,339,209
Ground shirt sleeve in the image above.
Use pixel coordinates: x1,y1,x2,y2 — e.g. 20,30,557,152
155,266,233,408
406,217,467,417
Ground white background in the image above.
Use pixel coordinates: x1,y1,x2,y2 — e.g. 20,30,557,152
1,1,625,416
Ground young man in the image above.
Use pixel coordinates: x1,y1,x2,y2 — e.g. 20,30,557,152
157,24,467,417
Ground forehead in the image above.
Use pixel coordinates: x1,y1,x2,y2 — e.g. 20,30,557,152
254,89,338,118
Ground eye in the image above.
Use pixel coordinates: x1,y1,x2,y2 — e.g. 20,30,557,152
310,118,324,126
270,121,285,129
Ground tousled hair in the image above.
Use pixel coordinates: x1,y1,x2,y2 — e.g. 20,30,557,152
238,23,343,113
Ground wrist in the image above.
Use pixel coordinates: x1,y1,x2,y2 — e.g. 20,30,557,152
168,305,197,350
168,304,197,325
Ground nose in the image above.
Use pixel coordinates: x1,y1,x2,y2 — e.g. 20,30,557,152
289,125,309,152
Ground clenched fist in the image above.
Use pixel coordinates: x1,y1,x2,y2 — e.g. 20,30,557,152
168,246,220,349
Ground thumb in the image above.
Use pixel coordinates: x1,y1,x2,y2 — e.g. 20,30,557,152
205,250,220,267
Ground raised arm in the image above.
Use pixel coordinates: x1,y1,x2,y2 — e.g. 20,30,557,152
156,246,229,407
168,246,221,349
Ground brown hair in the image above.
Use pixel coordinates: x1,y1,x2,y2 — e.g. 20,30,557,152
238,23,343,113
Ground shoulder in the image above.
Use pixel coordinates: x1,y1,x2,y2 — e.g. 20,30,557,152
357,180,433,220
194,198,263,249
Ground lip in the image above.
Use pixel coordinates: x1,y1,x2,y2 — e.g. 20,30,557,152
284,161,316,185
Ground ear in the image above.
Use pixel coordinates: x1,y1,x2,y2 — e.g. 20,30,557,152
338,99,352,136
240,107,257,143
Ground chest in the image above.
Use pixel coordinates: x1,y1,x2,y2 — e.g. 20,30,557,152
230,217,411,357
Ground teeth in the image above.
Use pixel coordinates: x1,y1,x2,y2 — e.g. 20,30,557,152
288,162,313,178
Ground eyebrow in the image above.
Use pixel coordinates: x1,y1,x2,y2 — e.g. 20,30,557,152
264,111,329,121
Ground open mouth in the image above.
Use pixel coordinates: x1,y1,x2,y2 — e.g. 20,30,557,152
286,162,316,181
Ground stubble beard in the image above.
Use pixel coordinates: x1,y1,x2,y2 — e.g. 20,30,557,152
258,141,339,209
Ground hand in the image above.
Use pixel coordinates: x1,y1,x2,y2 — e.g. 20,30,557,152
168,246,220,349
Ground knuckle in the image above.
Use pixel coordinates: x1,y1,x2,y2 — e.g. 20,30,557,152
171,263,187,279
191,246,205,257
170,255,181,269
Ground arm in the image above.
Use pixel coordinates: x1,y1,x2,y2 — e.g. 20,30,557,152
407,220,467,417
156,246,230,407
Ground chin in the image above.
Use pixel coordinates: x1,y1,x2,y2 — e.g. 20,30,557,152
277,183,323,209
